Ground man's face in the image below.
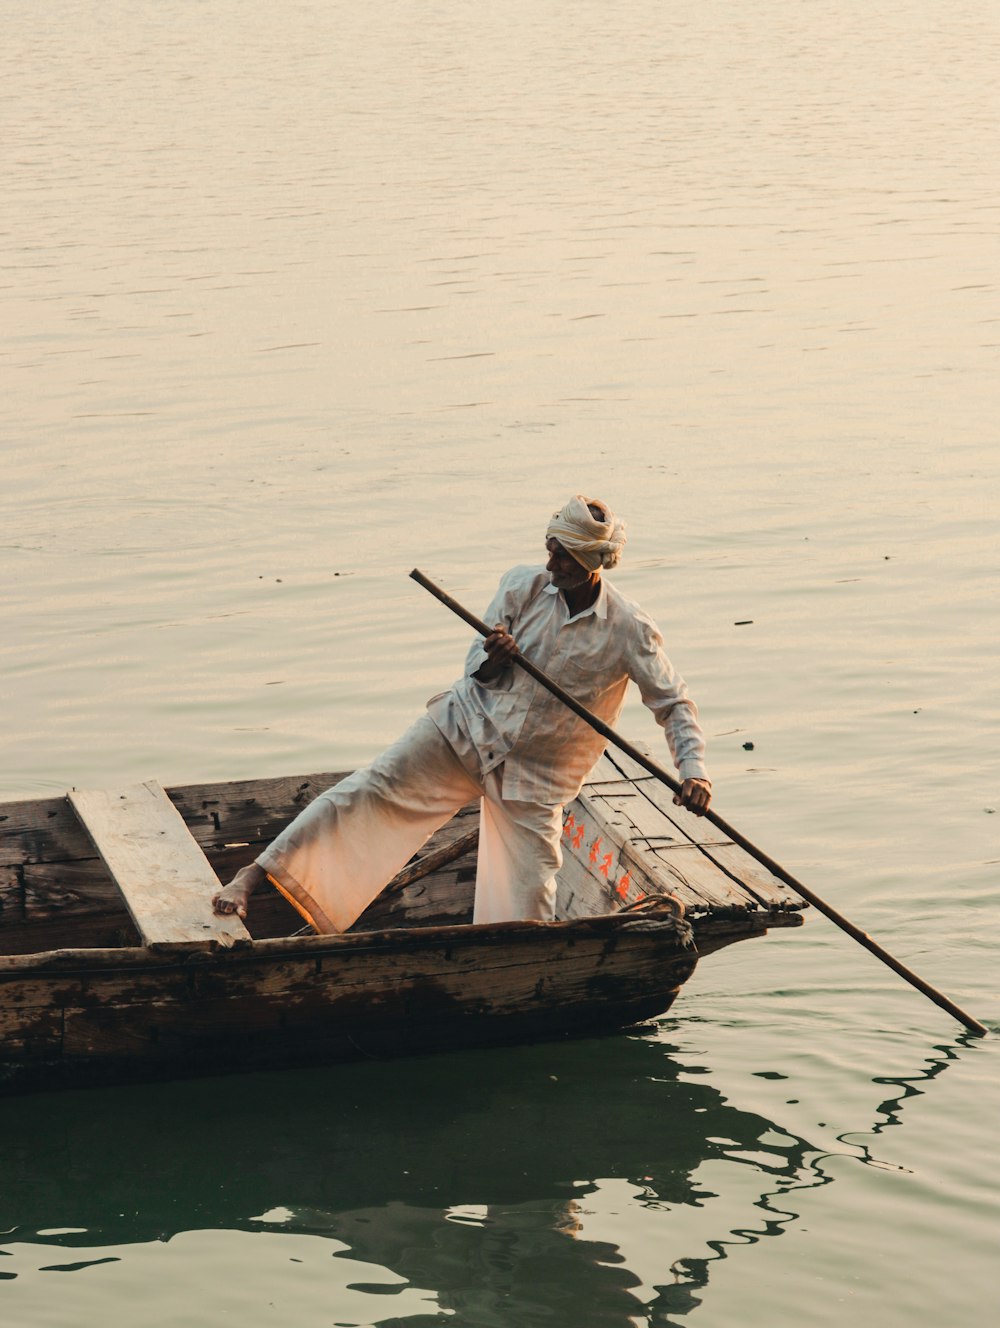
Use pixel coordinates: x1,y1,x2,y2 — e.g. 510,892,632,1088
545,538,590,589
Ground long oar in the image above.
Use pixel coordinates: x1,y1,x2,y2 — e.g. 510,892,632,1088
410,568,988,1038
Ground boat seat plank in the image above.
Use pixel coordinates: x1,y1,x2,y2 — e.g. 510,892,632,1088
691,842,803,909
644,845,761,911
588,753,731,845
68,781,250,949
592,751,806,912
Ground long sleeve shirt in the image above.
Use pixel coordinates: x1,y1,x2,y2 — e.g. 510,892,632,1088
426,564,709,803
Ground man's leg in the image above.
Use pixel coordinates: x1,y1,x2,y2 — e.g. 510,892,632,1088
216,715,481,932
473,777,564,925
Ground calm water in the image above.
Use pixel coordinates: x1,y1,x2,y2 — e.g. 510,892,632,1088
2,1,998,1324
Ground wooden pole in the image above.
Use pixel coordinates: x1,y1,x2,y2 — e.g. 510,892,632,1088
410,567,988,1038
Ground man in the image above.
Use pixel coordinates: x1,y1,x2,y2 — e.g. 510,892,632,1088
213,495,711,931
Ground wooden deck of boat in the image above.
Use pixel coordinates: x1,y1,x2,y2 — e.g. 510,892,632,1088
571,750,804,918
0,752,805,956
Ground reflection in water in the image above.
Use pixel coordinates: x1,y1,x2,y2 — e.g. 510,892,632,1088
647,1036,974,1323
0,1031,969,1324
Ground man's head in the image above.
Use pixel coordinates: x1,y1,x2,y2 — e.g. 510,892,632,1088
545,495,626,588
545,535,593,590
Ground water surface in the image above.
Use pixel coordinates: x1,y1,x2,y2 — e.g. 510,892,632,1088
2,1,998,1324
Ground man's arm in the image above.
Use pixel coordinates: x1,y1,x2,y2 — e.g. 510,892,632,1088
629,620,712,817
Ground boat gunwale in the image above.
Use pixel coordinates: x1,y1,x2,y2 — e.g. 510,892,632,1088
0,903,715,977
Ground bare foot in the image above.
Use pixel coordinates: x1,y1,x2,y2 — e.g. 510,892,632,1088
213,863,268,920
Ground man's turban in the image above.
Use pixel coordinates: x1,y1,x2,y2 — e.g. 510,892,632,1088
546,495,626,572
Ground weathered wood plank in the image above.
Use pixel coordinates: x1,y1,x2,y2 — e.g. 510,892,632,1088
0,912,141,957
165,771,349,851
690,842,802,908
566,769,764,914
1,859,123,914
0,772,349,868
68,782,250,949
645,845,757,911
353,870,476,930
589,752,731,844
0,794,94,867
592,751,806,913
618,780,804,910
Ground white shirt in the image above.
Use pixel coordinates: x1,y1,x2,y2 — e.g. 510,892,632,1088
426,564,709,803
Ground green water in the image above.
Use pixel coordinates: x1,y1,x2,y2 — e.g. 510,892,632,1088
2,1030,990,1326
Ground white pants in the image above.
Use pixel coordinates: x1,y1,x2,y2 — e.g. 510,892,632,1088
257,715,563,933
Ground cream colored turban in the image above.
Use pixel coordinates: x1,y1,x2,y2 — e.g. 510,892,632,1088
546,495,626,571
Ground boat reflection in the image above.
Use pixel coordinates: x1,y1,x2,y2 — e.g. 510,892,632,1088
0,1030,973,1323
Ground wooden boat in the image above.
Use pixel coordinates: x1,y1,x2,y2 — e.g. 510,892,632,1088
0,750,806,1092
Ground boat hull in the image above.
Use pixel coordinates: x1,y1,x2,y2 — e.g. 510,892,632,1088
0,753,806,1092
0,911,699,1093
